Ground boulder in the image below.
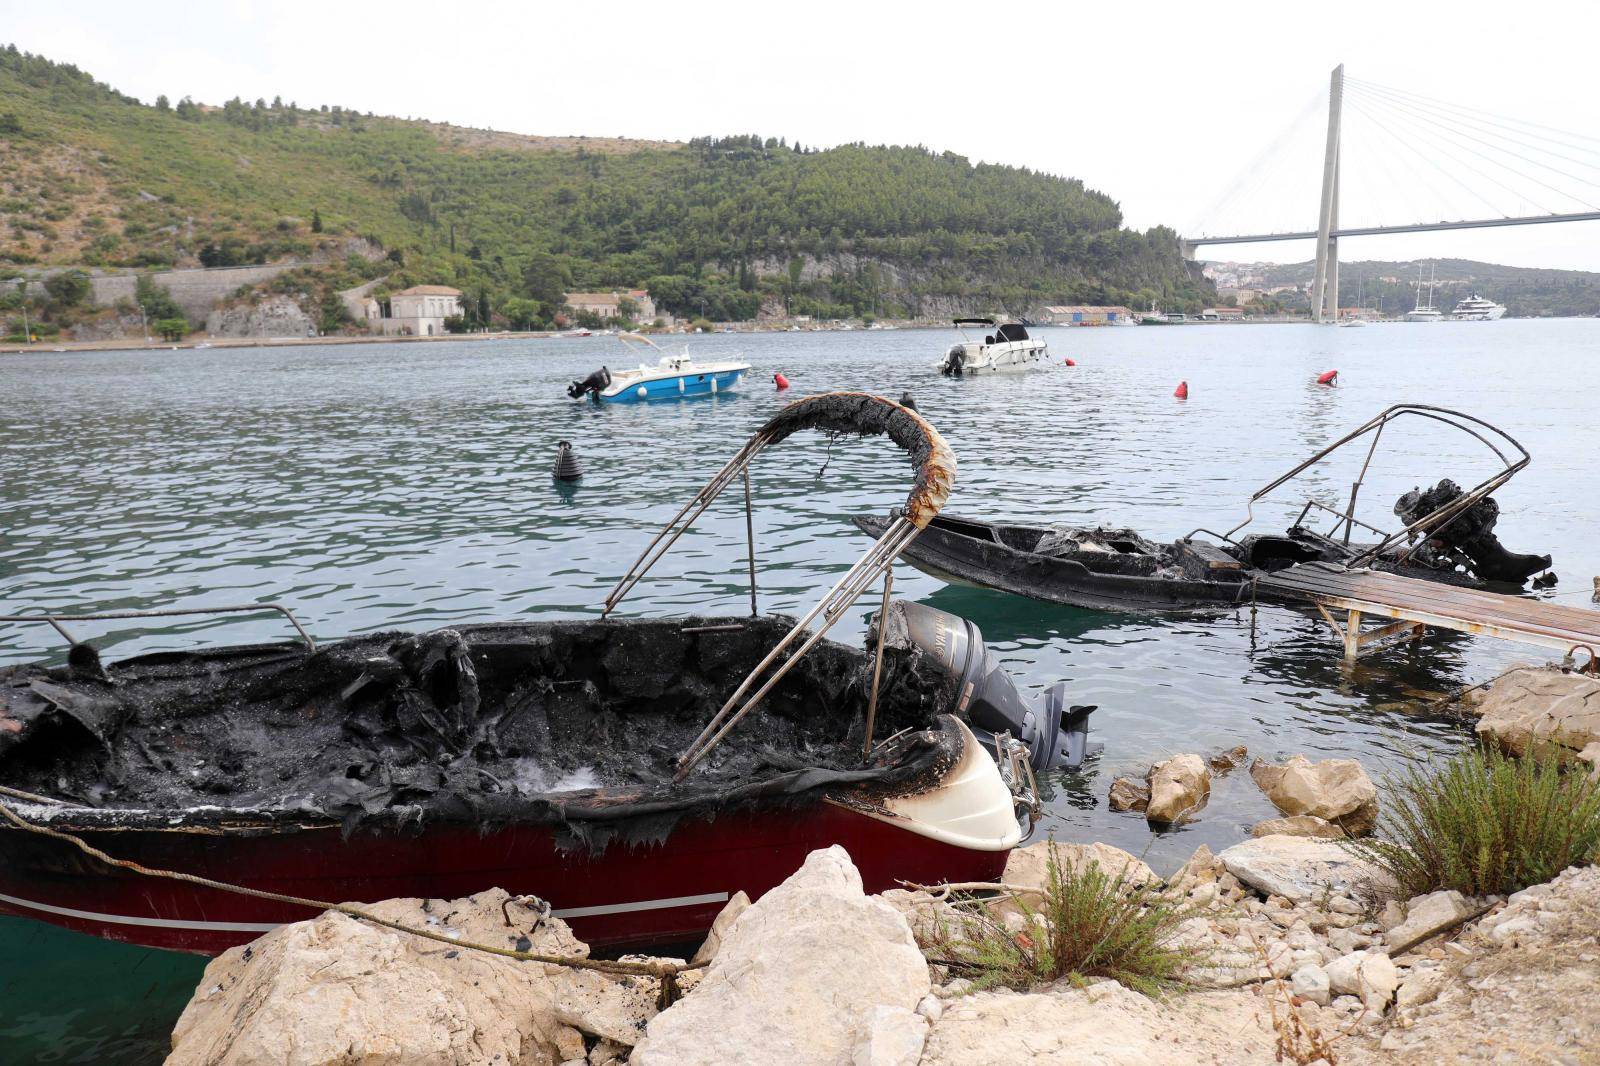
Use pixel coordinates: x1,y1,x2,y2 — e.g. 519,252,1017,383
1217,835,1396,904
1250,815,1346,840
688,890,749,966
1167,844,1220,894
1470,667,1600,763
631,846,929,1066
167,889,644,1066
1325,950,1399,1012
877,888,964,944
1386,890,1476,950
1208,744,1249,772
1289,963,1331,1006
1395,966,1449,1010
991,841,1156,919
1249,755,1379,835
850,1005,929,1066
1145,754,1211,825
1108,776,1150,812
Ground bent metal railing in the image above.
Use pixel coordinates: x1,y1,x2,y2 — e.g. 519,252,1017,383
598,392,956,779
0,603,317,653
1202,404,1530,568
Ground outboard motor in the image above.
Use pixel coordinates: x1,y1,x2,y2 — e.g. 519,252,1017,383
567,366,612,399
940,346,966,377
1393,479,1552,584
888,600,1098,771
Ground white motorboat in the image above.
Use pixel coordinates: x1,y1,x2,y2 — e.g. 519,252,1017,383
937,318,1049,376
1451,293,1506,321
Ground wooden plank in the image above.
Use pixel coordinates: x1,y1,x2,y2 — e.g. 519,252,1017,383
1263,568,1600,635
1301,591,1592,652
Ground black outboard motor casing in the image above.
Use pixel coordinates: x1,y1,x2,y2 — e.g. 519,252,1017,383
567,366,612,399
887,600,1097,771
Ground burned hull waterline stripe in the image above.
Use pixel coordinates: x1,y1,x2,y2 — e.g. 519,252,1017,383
551,891,730,919
0,890,281,932
0,888,732,930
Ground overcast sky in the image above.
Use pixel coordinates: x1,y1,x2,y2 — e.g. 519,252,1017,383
9,0,1600,271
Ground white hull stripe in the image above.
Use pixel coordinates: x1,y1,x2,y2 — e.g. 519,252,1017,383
0,888,730,932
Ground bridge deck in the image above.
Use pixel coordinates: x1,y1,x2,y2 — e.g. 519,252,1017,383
1259,562,1600,661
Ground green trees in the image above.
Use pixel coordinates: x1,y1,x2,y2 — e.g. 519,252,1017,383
43,269,91,309
135,276,184,320
311,209,322,233
154,317,188,341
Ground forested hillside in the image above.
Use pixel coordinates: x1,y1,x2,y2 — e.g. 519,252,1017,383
1244,259,1600,319
0,45,1212,324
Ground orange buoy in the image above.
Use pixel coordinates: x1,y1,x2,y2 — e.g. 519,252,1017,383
1317,369,1338,385
1064,357,1076,366
1174,380,1189,400
774,372,790,390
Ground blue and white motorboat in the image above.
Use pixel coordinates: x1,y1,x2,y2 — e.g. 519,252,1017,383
566,334,751,404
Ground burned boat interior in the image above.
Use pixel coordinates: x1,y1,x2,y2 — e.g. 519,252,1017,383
0,617,966,832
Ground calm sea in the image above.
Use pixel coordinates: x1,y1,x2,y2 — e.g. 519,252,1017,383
2,319,1597,1061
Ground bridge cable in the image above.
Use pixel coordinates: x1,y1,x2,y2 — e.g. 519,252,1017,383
1346,76,1600,154
1343,96,1521,218
1350,79,1600,176
1344,95,1568,216
1347,88,1597,213
1188,90,1323,236
1346,83,1600,199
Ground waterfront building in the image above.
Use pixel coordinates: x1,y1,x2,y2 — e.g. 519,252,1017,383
564,289,657,323
365,285,464,335
1038,305,1135,326
1199,307,1246,321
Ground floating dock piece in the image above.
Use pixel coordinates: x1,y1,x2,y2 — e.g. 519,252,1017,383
1259,562,1600,663
1174,381,1189,400
552,441,583,482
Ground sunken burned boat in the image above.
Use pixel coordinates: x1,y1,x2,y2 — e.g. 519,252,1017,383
856,405,1554,613
0,394,1089,955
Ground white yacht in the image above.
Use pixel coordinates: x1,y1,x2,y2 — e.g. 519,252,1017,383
1451,293,1507,321
1404,263,1443,323
937,318,1048,376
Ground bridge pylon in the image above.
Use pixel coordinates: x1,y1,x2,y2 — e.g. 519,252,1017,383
1310,64,1344,324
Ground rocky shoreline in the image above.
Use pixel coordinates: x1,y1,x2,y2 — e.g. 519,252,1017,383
160,665,1600,1065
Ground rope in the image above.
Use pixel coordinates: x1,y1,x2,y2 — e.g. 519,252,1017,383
0,798,697,997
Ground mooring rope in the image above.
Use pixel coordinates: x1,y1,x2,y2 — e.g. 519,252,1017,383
0,798,695,1003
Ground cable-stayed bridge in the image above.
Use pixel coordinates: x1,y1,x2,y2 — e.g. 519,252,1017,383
1185,65,1600,322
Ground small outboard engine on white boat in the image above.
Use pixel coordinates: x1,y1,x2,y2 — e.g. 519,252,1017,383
567,366,612,399
888,601,1098,771
939,345,967,377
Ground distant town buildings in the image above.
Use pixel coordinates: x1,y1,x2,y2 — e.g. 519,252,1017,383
1199,307,1245,321
364,285,463,336
1038,305,1135,325
563,289,657,323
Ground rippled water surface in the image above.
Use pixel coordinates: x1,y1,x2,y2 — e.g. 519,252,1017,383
3,319,1597,1061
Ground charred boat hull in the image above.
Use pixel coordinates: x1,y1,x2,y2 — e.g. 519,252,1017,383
0,782,1008,955
0,613,1036,955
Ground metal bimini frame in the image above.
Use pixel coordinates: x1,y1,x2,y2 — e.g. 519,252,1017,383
598,392,956,779
1211,404,1530,568
0,604,317,654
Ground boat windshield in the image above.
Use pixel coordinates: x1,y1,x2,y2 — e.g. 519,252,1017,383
996,323,1030,342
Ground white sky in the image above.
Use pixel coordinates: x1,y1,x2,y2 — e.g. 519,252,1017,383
8,0,1600,270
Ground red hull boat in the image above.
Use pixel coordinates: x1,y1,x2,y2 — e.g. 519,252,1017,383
0,395,1091,957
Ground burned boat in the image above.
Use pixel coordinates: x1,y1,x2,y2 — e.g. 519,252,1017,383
856,405,1554,613
0,394,1089,955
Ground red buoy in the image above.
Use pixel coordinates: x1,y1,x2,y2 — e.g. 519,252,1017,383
774,372,790,390
1064,357,1077,366
1317,369,1338,385
1174,380,1189,400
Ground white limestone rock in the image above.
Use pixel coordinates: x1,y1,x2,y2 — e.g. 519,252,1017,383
1217,834,1395,904
1290,963,1332,1006
1249,754,1379,835
631,846,929,1066
1145,753,1211,825
1386,890,1475,950
1326,949,1399,1012
850,1005,929,1066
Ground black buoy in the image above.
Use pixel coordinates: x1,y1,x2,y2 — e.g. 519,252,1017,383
552,440,583,482
898,390,918,412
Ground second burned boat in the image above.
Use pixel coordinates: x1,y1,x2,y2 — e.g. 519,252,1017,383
0,393,1092,956
856,405,1554,612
